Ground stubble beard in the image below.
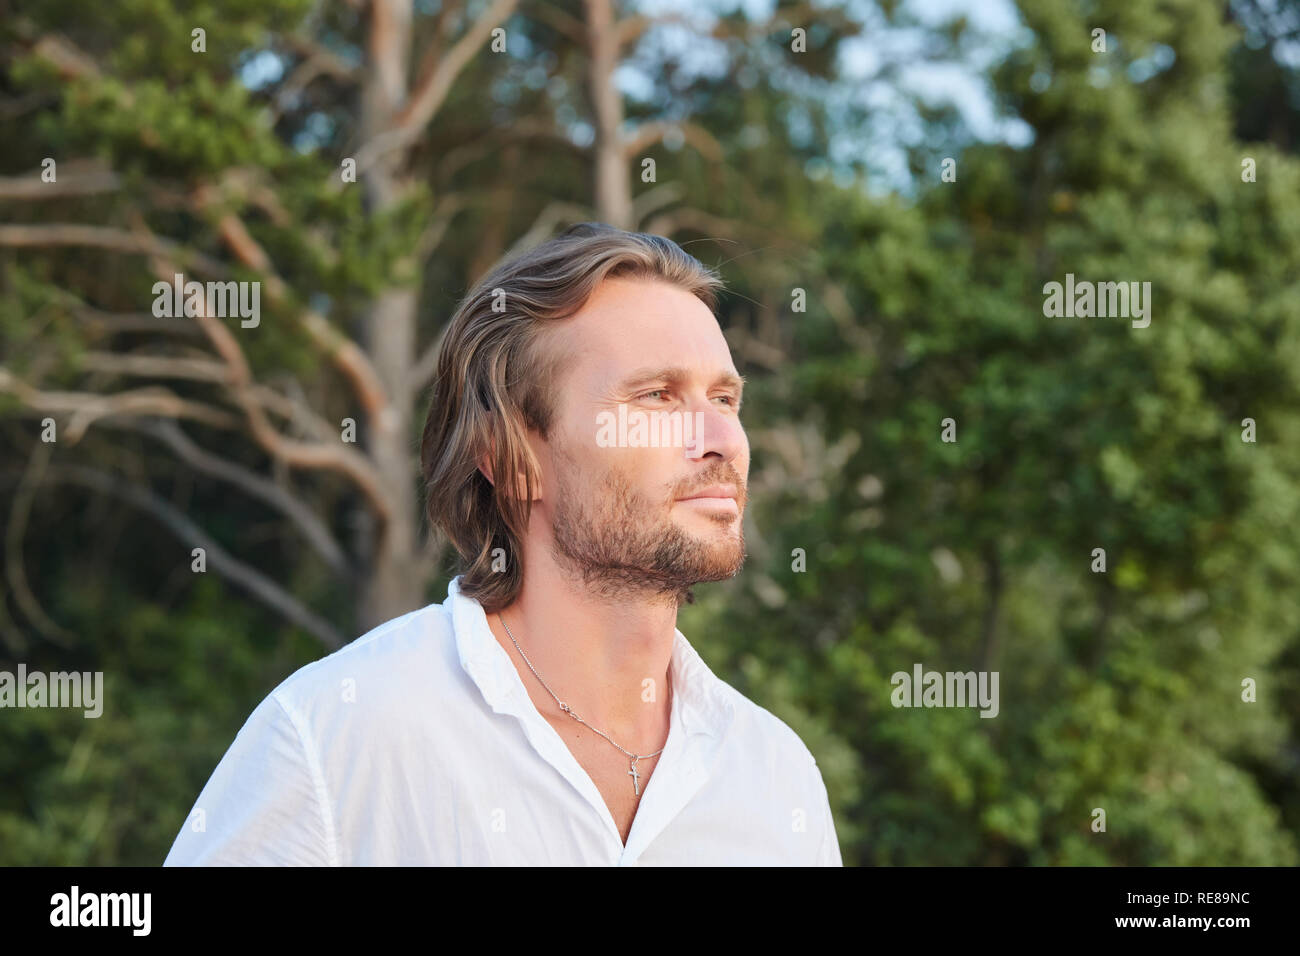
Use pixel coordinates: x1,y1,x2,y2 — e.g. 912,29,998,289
549,460,746,606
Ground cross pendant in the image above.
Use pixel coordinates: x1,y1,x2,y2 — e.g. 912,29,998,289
627,759,642,795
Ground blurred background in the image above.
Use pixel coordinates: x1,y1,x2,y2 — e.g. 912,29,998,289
1,0,1298,865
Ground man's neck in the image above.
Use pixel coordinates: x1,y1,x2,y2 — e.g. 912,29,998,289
484,559,679,751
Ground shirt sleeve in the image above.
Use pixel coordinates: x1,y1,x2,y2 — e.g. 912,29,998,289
811,757,843,867
163,691,336,866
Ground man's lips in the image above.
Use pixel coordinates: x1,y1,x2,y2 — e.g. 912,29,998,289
677,485,739,501
676,485,741,512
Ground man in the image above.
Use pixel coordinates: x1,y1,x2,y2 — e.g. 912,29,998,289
164,222,842,866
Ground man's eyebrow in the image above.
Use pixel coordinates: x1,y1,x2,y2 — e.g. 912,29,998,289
615,366,746,392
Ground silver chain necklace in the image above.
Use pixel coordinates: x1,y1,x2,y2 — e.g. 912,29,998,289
498,613,670,795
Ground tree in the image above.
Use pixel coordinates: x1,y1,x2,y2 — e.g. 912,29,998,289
692,0,1300,864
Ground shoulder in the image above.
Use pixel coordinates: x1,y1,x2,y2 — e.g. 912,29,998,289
674,633,824,780
265,602,458,726
703,671,839,859
709,673,824,779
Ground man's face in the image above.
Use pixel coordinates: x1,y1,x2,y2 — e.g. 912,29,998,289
529,277,750,601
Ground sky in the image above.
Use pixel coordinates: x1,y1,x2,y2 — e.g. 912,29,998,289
621,0,1034,194
240,0,1037,195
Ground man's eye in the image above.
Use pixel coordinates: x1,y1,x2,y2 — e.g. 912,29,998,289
635,390,740,407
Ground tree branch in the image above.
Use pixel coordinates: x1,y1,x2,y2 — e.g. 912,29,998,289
0,367,243,440
436,119,588,181
532,1,588,45
629,181,685,226
154,253,396,526
616,11,715,50
40,464,346,649
79,350,233,385
4,442,77,649
0,161,120,200
190,191,392,422
622,120,724,162
640,206,750,241
74,306,207,339
116,419,352,579
30,34,102,81
354,0,520,173
0,223,227,275
75,347,337,442
412,192,467,273
139,242,394,524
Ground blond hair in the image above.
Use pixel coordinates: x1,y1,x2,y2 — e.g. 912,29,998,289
421,222,725,613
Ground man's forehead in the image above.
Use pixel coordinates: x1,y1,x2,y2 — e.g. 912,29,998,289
548,278,738,388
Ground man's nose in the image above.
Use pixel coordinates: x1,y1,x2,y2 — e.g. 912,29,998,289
683,402,746,463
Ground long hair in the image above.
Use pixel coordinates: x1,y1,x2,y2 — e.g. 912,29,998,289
421,222,725,613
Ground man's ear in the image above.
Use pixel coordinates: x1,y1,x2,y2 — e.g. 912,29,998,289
478,441,541,503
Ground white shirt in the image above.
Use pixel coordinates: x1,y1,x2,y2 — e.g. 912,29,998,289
164,576,842,866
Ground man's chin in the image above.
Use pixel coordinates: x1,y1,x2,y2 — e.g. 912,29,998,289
690,563,745,584
676,542,746,583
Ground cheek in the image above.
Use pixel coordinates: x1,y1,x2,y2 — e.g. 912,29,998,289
615,446,681,501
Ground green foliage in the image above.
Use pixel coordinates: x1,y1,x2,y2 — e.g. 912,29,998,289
685,0,1300,865
0,570,320,864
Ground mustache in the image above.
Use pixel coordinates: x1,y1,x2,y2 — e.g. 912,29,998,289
674,467,747,502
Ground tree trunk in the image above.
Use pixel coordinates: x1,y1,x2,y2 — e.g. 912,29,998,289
585,0,633,228
357,285,425,630
355,0,426,631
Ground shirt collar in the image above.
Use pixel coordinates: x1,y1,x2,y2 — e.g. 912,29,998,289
446,575,735,739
